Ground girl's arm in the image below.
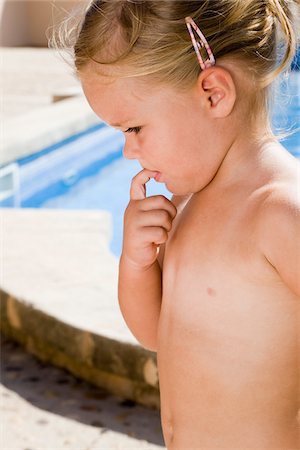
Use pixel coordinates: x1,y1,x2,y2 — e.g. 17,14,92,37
118,255,162,351
118,169,177,351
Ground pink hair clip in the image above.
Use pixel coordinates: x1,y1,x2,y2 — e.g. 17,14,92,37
185,16,216,71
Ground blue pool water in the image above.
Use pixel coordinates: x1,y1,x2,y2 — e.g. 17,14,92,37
1,71,299,257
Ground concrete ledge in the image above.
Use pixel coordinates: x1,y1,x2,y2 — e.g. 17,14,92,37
1,47,101,166
2,96,100,166
0,209,160,409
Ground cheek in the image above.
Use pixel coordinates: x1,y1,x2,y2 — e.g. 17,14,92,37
143,122,203,169
143,131,170,158
170,127,202,164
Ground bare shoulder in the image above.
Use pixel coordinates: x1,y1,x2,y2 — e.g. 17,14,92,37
256,154,300,297
157,193,192,270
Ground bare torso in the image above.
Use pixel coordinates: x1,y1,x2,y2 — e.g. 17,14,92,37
157,150,300,449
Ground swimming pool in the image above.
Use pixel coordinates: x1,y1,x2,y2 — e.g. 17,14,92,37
1,71,299,257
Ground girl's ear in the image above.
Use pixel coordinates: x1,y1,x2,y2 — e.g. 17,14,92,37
197,66,237,118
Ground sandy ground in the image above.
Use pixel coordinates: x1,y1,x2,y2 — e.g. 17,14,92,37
0,334,165,450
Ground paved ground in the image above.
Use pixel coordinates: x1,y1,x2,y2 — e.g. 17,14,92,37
0,334,165,450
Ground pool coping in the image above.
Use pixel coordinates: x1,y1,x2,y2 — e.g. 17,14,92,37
2,95,101,167
0,208,160,409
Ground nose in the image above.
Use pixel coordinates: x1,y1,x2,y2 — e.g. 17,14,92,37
123,141,140,160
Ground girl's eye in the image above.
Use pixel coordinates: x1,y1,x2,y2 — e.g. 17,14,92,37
124,126,142,134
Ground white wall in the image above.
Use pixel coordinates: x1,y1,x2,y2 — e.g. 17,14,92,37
0,1,30,46
0,0,83,47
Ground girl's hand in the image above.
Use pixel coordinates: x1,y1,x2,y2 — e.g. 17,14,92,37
121,169,177,270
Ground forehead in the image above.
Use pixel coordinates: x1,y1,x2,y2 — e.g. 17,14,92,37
80,65,187,125
81,72,140,116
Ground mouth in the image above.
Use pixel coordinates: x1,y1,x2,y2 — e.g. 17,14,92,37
139,163,162,180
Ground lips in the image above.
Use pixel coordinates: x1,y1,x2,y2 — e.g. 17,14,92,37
139,163,163,182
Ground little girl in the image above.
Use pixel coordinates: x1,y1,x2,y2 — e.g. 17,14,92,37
59,0,300,447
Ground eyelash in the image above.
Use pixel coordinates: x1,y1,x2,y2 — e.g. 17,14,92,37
124,127,142,134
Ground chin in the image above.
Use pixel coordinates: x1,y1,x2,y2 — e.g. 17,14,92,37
165,181,193,196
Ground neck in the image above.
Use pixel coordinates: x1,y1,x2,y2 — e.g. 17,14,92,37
207,123,278,190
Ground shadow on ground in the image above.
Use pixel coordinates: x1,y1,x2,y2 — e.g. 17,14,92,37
1,333,164,447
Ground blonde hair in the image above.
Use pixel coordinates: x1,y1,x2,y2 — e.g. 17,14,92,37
54,0,299,134
51,0,300,138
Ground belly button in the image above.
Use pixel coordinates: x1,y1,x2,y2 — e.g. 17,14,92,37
207,287,217,297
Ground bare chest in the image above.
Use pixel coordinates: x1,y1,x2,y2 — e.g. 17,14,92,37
163,191,260,286
157,194,299,445
159,192,299,380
